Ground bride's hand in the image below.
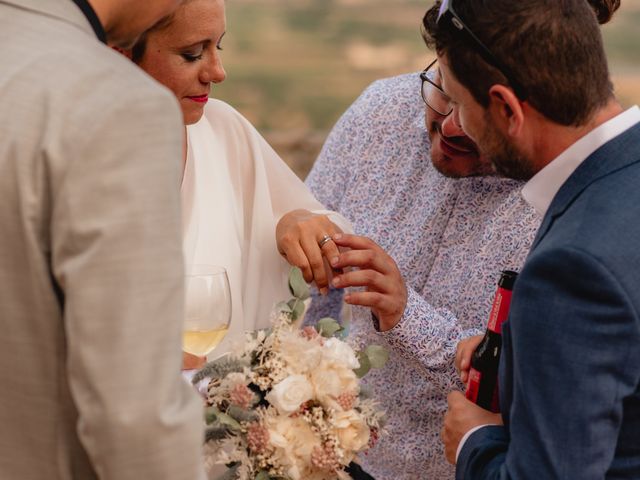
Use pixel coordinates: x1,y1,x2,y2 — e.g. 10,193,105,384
276,209,343,295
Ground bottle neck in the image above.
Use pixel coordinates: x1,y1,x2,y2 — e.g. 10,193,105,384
487,287,513,334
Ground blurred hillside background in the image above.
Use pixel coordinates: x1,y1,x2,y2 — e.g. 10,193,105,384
213,0,640,178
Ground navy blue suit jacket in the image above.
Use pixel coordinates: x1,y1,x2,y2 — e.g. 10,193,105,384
457,121,640,479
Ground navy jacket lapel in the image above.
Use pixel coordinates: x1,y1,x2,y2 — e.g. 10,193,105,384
530,121,640,251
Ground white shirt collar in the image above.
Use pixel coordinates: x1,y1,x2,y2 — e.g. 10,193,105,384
522,105,640,215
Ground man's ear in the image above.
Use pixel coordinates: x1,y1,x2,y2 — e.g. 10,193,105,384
487,85,524,138
111,45,133,60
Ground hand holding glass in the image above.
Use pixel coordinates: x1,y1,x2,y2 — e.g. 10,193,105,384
183,265,232,357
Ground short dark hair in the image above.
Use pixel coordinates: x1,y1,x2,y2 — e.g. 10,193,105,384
421,0,621,126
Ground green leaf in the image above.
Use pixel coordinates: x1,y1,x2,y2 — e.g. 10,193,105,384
216,411,242,432
205,406,242,431
287,298,305,321
317,317,342,338
205,406,221,425
227,405,259,423
365,345,389,369
353,350,371,378
275,301,292,314
255,471,271,480
288,266,310,300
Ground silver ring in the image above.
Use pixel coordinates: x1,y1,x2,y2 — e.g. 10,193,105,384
318,235,333,248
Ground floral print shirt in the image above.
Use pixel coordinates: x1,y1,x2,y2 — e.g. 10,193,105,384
305,73,541,479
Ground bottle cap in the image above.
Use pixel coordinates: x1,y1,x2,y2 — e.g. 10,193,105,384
498,270,518,290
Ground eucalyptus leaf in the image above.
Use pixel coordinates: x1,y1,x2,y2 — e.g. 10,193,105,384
227,404,259,423
365,345,389,369
255,471,272,480
317,317,342,338
275,301,292,314
353,350,371,378
288,266,310,300
216,411,242,432
287,298,305,321
205,406,221,425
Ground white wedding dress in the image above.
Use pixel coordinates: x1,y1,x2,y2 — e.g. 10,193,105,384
181,99,349,357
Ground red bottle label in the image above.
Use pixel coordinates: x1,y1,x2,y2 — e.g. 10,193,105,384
487,288,512,334
465,368,482,403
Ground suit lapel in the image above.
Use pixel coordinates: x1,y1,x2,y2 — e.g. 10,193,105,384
530,122,640,251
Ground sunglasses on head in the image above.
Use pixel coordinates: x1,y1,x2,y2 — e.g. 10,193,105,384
436,0,528,100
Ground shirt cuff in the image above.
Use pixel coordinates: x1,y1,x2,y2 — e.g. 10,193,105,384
456,424,492,462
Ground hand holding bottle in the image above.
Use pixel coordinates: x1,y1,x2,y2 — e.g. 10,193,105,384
456,334,484,384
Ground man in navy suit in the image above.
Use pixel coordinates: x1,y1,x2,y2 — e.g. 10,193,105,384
421,0,640,478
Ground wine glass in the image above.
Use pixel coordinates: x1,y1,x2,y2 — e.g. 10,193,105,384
182,265,232,358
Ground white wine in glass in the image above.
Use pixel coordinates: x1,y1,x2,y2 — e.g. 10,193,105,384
183,265,232,357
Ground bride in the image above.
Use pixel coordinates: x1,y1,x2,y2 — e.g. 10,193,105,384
119,0,350,362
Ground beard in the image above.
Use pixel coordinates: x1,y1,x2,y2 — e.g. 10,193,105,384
427,120,495,179
478,111,537,181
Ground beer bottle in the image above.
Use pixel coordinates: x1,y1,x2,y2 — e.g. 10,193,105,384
465,270,517,412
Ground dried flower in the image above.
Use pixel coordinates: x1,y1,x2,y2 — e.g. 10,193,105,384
194,268,387,480
246,422,270,454
230,383,254,409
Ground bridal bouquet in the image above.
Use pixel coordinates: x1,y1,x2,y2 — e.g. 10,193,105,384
192,268,387,480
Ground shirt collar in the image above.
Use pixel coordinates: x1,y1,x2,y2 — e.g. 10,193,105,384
522,105,640,216
71,0,106,43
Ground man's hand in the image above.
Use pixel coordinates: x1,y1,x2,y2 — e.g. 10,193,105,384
455,334,484,384
276,209,343,295
441,391,503,464
330,233,407,331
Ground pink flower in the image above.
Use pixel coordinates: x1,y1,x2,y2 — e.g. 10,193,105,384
229,383,254,409
246,422,270,454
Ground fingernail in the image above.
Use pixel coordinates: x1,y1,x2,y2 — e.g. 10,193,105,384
330,256,339,266
320,287,328,296
332,277,341,287
333,233,343,240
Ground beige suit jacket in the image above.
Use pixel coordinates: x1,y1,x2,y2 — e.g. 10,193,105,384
0,1,204,479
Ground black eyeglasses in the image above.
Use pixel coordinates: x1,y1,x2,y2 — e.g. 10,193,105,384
436,0,528,100
420,59,453,116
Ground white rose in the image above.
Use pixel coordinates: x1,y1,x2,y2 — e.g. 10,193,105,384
332,410,370,452
309,360,359,403
322,338,360,369
266,415,321,479
278,331,323,375
266,374,314,415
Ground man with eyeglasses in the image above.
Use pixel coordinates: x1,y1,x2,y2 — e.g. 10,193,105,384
423,0,640,478
304,17,540,480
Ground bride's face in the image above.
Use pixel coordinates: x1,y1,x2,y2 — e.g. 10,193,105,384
138,0,227,125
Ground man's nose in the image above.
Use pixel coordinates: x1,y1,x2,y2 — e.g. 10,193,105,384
440,112,465,138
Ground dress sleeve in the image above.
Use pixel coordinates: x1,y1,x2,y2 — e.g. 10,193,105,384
52,86,205,480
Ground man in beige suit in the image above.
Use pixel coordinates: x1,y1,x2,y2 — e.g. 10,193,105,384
0,1,205,479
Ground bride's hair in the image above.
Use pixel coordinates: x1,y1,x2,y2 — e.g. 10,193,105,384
130,0,199,63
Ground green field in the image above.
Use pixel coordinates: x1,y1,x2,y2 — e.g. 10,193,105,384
212,0,640,176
